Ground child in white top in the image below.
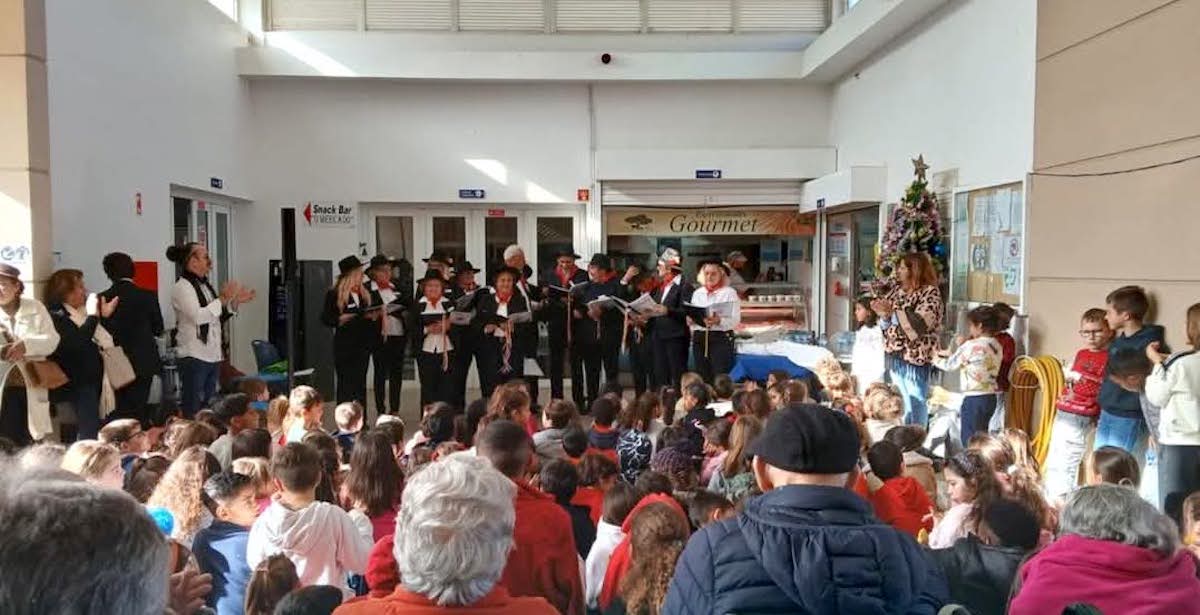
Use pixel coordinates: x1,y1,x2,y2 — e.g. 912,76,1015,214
935,306,1002,446
851,297,886,396
1145,303,1200,523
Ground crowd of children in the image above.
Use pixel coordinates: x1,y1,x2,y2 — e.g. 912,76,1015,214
2,281,1200,615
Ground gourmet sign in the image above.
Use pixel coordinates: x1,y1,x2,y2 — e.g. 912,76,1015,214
607,209,814,236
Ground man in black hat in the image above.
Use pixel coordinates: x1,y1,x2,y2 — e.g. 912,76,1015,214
573,253,623,408
662,403,949,615
365,255,411,416
451,261,485,407
540,249,588,404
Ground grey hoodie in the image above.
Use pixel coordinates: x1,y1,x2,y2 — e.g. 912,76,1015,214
246,500,372,598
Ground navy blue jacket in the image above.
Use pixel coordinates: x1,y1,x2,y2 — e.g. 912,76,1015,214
662,485,948,615
192,520,252,615
1099,324,1167,418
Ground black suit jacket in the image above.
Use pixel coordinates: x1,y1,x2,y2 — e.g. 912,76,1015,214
651,279,695,341
474,290,533,343
47,304,103,399
100,280,164,378
321,289,382,360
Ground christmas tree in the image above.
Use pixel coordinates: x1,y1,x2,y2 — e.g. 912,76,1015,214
871,155,946,296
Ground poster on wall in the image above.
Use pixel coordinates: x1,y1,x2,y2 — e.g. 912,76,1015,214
828,232,849,258
0,243,32,276
607,209,815,236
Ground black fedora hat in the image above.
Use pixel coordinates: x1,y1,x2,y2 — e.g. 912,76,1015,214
696,258,731,276
553,248,582,260
416,269,448,286
338,255,367,275
368,254,395,271
422,250,453,265
493,265,523,281
588,253,613,271
456,261,481,275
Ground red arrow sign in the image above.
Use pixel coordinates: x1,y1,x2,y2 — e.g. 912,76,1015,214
303,202,313,225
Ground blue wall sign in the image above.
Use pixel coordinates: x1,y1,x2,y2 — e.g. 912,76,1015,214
210,177,223,190
695,170,723,179
459,189,486,199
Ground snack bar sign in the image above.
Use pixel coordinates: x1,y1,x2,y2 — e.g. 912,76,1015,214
303,202,356,228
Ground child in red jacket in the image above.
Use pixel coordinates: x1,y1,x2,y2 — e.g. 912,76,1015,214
868,441,934,538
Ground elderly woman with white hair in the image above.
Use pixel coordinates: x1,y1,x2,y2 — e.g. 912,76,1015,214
1009,484,1200,614
501,245,542,406
335,454,558,615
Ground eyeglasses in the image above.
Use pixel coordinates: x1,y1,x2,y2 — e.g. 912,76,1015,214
1079,329,1107,337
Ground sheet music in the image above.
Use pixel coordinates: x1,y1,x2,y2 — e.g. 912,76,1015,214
448,311,473,326
706,301,739,319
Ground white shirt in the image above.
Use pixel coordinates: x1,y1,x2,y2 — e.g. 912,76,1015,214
171,278,230,363
370,282,405,337
1146,351,1200,445
584,521,626,610
419,298,453,353
493,297,510,338
851,325,886,395
688,285,741,332
247,500,373,599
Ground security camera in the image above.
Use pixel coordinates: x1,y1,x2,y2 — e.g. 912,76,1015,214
600,53,613,65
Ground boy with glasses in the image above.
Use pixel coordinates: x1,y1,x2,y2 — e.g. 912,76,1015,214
1043,308,1112,501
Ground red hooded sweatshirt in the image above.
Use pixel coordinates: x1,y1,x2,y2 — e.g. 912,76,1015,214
344,535,401,604
500,480,585,615
334,585,559,615
598,494,688,610
1009,534,1200,615
869,476,934,538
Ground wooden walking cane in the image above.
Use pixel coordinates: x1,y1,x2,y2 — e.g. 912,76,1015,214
621,309,630,355
440,312,449,371
705,325,710,358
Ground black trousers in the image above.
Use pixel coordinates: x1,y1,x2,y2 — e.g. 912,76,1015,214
114,372,155,427
548,322,585,405
372,336,406,415
451,334,486,409
335,348,371,407
418,350,458,407
692,330,736,383
653,335,690,392
579,340,620,410
0,387,31,446
478,336,525,400
628,332,654,397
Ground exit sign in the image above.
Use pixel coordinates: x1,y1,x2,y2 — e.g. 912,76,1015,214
695,169,723,179
487,209,506,217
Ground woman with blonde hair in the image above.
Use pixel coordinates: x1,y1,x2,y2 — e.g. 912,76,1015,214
320,255,379,409
147,444,221,548
282,385,323,444
872,252,944,427
613,502,692,615
61,439,124,489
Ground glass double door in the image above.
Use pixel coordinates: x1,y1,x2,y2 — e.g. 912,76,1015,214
367,206,584,289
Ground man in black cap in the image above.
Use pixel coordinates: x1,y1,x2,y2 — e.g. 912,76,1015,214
662,403,949,615
540,249,588,404
573,254,623,408
365,255,411,416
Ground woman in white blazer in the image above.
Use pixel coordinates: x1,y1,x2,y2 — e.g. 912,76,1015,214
0,263,61,444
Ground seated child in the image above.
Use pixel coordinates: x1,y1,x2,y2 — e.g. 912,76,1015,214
863,383,905,444
700,420,732,486
1088,445,1141,488
533,399,578,461
98,418,150,473
232,456,275,514
929,450,1003,549
331,401,364,464
584,483,640,611
587,397,621,463
194,471,261,615
246,443,372,599
883,425,940,508
868,441,935,538
539,459,596,559
686,489,734,531
561,424,589,465
573,452,618,524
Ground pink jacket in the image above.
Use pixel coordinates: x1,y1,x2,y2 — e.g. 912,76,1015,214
1010,534,1200,615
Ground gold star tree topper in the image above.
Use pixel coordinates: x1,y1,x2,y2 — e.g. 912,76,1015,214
912,155,930,182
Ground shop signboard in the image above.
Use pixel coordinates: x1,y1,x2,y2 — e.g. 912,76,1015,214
607,209,815,236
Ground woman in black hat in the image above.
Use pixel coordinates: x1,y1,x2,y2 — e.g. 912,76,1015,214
321,255,380,407
540,249,588,404
411,270,459,406
689,258,742,382
474,266,533,398
365,255,410,416
574,253,623,408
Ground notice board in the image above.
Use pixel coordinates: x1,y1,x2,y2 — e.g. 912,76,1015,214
951,182,1023,306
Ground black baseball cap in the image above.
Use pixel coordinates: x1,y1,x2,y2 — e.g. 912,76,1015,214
746,403,860,474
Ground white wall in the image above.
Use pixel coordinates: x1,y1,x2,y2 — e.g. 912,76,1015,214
46,0,254,361
828,0,1036,199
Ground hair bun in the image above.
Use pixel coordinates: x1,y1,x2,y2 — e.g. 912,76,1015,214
165,245,188,264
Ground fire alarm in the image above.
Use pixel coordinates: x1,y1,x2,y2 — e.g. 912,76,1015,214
600,53,613,65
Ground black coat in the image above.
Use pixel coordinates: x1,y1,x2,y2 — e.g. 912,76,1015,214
510,272,541,356
930,534,1030,615
409,297,462,353
320,289,381,361
47,304,103,399
651,278,694,341
662,485,949,615
473,290,533,341
539,267,589,328
99,280,164,378
573,277,624,348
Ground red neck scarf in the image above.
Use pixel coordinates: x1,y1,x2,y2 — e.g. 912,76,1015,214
556,266,575,286
423,291,443,306
375,278,393,291
659,272,677,290
495,289,513,304
705,280,723,293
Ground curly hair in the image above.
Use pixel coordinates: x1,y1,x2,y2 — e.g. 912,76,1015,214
619,502,691,614
487,383,531,423
946,449,1005,536
968,433,1051,530
147,445,217,540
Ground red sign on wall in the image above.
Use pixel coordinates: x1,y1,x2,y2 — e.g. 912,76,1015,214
577,189,590,202
487,209,506,217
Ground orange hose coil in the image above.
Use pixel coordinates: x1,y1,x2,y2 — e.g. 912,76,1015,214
1006,355,1065,471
